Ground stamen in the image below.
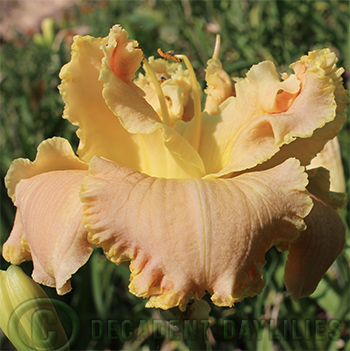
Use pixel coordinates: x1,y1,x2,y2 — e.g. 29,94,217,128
159,75,168,84
142,58,171,126
158,48,183,63
175,54,201,151
212,35,221,59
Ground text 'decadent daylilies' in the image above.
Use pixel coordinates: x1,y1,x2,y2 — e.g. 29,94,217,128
3,25,348,311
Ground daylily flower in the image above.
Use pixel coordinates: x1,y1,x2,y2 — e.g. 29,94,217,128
3,25,348,311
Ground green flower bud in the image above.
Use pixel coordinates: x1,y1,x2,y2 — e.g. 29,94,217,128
0,265,69,350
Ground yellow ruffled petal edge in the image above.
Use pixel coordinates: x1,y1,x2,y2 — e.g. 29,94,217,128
3,137,91,295
58,33,146,172
261,49,348,173
81,156,312,311
5,137,87,202
201,49,347,178
100,25,205,178
291,49,348,116
3,170,92,295
100,24,161,134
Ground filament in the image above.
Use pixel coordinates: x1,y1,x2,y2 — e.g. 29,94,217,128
174,54,201,151
142,58,171,126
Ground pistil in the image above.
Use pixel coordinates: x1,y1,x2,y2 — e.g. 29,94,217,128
212,35,221,59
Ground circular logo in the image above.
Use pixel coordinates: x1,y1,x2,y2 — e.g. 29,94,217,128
8,298,80,350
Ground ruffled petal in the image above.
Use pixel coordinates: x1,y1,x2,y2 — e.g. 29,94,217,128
81,157,312,310
204,58,235,116
3,213,31,264
284,194,345,300
308,137,346,192
59,25,204,178
5,137,87,201
3,137,91,294
101,25,161,133
58,32,143,170
3,170,92,295
101,25,205,178
107,26,144,88
199,49,347,178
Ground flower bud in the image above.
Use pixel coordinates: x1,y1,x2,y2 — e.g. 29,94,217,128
0,265,68,350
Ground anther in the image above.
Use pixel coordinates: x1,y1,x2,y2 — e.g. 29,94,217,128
159,75,168,84
157,48,183,63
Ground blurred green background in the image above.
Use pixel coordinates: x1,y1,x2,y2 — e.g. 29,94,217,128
0,0,349,350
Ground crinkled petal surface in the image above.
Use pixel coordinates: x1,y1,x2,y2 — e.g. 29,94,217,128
60,24,204,178
200,49,347,178
81,157,312,311
100,25,205,178
58,32,144,170
3,138,92,294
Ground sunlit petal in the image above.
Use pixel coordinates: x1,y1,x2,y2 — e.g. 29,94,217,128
101,26,161,132
81,157,312,310
5,137,87,202
3,21,347,312
3,170,91,295
101,25,205,178
200,49,347,178
58,32,143,170
3,138,91,295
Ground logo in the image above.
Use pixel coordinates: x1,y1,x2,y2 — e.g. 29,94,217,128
8,298,79,350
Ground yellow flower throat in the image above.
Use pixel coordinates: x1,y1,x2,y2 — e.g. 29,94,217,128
142,52,202,151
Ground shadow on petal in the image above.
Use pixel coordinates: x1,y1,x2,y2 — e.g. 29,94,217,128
284,195,345,300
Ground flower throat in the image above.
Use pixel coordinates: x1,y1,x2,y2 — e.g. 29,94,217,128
141,48,202,151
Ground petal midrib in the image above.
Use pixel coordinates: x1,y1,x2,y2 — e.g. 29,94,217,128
193,179,208,287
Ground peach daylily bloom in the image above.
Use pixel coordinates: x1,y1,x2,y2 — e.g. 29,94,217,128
3,25,348,311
